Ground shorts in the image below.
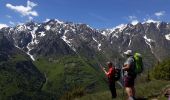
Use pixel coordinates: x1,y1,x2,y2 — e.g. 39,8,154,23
124,75,136,87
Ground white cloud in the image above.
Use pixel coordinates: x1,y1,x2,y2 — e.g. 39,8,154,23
6,1,38,17
155,11,165,17
27,0,37,8
28,16,33,21
9,21,15,25
6,15,12,18
128,16,137,20
127,15,139,25
131,20,139,25
0,24,8,29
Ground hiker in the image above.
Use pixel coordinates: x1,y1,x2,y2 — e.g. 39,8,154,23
122,50,137,100
101,62,117,99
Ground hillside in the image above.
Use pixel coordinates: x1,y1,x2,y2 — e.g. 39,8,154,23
34,56,108,99
78,80,170,100
0,19,170,99
78,57,170,100
0,32,45,99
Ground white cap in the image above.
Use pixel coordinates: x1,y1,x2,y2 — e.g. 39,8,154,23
123,50,133,55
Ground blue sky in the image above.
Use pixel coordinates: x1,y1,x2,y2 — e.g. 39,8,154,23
0,0,170,29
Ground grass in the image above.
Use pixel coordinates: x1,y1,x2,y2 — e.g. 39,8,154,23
34,57,65,96
34,56,108,98
135,80,170,98
0,51,47,99
74,80,170,100
77,89,125,100
0,51,169,100
0,54,27,99
34,55,170,100
0,70,20,100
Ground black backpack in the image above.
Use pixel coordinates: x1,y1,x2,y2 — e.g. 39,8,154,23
114,68,121,81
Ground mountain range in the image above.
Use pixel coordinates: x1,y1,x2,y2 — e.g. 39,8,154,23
0,19,170,99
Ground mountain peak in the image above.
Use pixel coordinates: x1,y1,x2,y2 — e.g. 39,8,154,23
144,19,160,24
43,19,65,25
0,24,8,29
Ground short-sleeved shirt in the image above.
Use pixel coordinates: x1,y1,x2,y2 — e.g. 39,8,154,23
107,67,115,83
124,56,136,76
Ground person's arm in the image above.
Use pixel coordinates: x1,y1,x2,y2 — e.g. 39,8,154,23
102,67,108,75
123,58,133,71
122,64,130,71
103,67,114,76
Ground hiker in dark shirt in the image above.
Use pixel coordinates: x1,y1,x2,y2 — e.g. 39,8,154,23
123,50,136,100
101,62,117,99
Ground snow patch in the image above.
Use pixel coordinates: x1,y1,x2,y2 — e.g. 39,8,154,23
111,41,113,44
8,28,14,35
144,35,155,42
0,24,8,29
55,19,64,24
128,39,131,47
37,24,41,27
15,45,22,50
26,27,39,61
13,36,35,61
101,24,127,37
101,31,108,36
114,24,127,32
44,18,50,22
112,33,119,38
27,26,31,30
98,43,101,51
92,37,98,43
27,44,35,61
92,37,102,51
143,19,161,29
16,25,27,31
131,20,138,25
108,24,127,34
157,22,160,29
64,30,69,34
72,28,76,32
38,31,46,37
62,36,70,44
165,34,170,40
125,33,131,35
61,35,76,52
143,35,154,53
145,19,160,24
30,27,39,44
45,25,51,31
87,25,93,30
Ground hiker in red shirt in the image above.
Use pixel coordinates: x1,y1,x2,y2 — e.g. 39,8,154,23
101,62,117,99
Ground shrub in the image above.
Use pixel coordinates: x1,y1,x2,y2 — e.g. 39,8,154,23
152,59,170,80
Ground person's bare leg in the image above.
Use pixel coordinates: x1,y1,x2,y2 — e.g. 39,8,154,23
132,86,135,96
125,87,133,100
132,86,136,99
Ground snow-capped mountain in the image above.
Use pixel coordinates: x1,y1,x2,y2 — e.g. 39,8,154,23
1,19,170,68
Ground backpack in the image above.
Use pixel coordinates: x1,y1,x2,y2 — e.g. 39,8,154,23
114,68,121,81
133,53,143,74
